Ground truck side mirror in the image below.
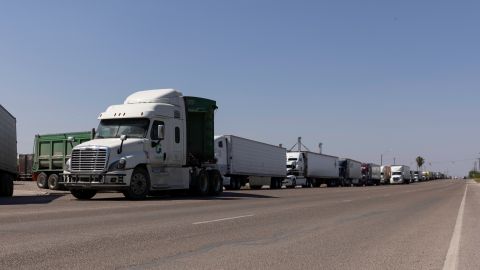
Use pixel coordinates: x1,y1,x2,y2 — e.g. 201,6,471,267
157,125,165,140
118,135,127,154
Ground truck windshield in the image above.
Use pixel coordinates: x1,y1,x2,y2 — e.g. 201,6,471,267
95,118,150,139
392,172,402,175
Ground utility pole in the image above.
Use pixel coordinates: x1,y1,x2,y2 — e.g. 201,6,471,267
380,150,390,166
319,143,323,154
478,152,480,172
394,157,396,165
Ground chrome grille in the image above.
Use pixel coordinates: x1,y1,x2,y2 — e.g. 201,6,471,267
71,148,108,172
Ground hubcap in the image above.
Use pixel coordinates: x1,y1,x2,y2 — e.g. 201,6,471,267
131,173,147,195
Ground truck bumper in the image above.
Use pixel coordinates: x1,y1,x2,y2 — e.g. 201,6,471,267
282,177,294,186
61,170,132,190
390,178,403,184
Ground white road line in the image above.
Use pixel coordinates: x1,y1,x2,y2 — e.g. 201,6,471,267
193,214,254,225
442,184,468,270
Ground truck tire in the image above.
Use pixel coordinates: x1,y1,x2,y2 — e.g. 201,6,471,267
312,179,321,188
37,173,48,189
235,177,243,190
71,189,97,200
208,170,223,196
288,179,296,189
123,167,150,200
196,170,210,196
326,179,333,187
47,174,60,190
0,173,14,197
230,177,241,190
302,179,312,188
270,178,279,189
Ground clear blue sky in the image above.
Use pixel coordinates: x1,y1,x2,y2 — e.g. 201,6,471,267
1,0,479,176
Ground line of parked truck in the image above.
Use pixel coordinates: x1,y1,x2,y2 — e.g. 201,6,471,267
0,89,448,198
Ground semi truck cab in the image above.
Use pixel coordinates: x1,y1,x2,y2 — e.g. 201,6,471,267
286,152,304,176
62,89,222,200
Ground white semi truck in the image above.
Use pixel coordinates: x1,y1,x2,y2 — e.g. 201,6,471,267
214,135,286,190
390,165,411,184
0,105,16,197
285,151,340,188
62,89,223,200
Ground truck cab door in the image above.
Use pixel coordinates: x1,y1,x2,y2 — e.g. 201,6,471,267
148,119,171,188
170,118,185,166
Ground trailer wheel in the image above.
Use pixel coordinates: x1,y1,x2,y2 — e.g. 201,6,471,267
195,170,210,196
36,173,48,189
0,173,14,197
230,177,242,190
47,174,60,190
71,189,97,200
235,178,243,190
208,170,223,196
270,178,279,189
124,167,150,200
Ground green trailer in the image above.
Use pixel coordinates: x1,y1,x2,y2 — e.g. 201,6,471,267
33,131,93,190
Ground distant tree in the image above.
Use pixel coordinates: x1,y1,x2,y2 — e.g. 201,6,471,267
416,156,425,172
469,170,480,179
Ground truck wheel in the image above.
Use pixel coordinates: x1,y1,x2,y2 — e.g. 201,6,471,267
270,178,278,189
302,179,312,188
37,173,48,189
288,180,296,189
0,173,14,197
196,170,210,196
209,171,223,196
230,177,241,190
235,178,243,190
276,178,283,189
47,174,60,190
124,167,150,200
71,189,97,200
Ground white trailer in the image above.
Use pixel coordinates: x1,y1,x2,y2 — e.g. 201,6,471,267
390,165,411,184
285,151,339,188
0,105,16,197
215,135,286,190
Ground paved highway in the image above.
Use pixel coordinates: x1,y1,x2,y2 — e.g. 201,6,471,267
0,180,477,270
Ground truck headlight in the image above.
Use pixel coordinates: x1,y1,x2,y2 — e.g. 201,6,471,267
118,158,127,169
65,159,71,171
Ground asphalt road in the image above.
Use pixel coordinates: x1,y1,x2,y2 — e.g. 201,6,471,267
0,180,477,270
